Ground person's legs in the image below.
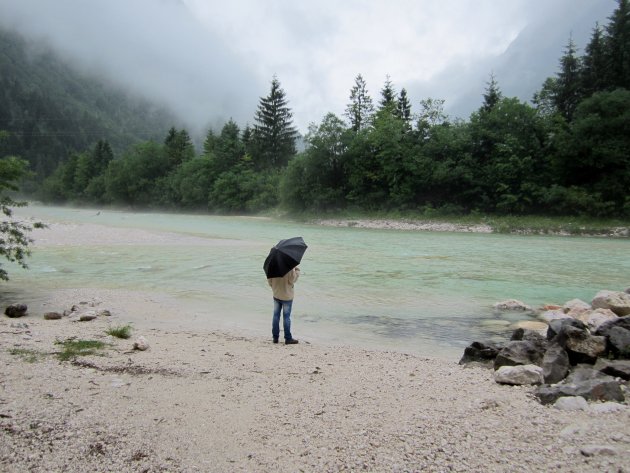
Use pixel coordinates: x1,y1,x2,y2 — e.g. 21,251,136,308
272,298,282,342
281,299,293,341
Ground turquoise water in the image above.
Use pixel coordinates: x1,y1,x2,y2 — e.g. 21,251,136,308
4,205,630,360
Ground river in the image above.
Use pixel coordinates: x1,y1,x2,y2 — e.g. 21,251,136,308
4,205,629,360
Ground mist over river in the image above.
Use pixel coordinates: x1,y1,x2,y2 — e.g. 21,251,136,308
5,205,630,360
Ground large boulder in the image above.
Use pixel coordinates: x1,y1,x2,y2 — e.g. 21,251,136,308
510,328,548,352
547,318,587,341
591,290,630,316
575,308,618,332
563,298,591,313
5,304,27,318
564,332,607,365
494,340,544,370
542,342,570,384
594,359,630,381
494,364,544,385
535,376,624,405
458,341,502,365
595,316,630,358
539,310,572,324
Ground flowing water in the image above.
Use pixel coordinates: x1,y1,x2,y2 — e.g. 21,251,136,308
4,205,630,360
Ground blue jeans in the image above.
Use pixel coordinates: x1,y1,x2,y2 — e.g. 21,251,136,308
272,298,293,341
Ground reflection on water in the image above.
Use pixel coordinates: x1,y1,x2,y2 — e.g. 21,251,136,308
5,205,630,360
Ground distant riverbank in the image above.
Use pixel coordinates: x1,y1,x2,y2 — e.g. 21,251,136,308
311,217,630,238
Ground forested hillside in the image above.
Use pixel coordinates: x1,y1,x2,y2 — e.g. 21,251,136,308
3,1,630,218
0,28,175,184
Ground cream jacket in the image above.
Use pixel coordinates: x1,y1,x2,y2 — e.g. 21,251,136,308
268,267,300,301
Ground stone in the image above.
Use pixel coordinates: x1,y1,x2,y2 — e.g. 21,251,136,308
535,377,624,405
591,290,630,316
494,340,544,370
575,308,618,332
547,318,587,341
511,320,548,332
539,310,572,324
458,341,502,365
580,445,619,457
607,326,630,358
564,333,607,365
510,328,548,354
554,396,588,411
594,358,630,380
43,312,62,320
541,304,562,311
97,309,112,317
133,336,149,351
563,299,591,313
493,299,531,311
590,402,627,414
595,315,630,336
5,304,28,318
542,343,570,384
565,366,610,384
494,364,544,385
79,312,97,322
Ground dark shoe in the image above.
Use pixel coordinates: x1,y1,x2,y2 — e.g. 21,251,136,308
273,338,278,344
285,339,299,345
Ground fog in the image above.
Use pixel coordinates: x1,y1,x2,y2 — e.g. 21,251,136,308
0,0,618,134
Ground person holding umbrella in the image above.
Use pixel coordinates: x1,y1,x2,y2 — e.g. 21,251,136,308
263,237,307,345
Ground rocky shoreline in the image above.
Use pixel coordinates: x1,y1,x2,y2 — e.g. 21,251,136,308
312,218,630,237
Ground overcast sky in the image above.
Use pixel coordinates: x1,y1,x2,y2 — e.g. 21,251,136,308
0,0,618,135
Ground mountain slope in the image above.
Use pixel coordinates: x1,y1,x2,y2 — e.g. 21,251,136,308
0,27,176,179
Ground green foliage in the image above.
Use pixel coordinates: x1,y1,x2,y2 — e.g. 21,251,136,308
0,154,45,280
9,347,44,363
55,339,108,361
345,74,375,132
106,324,133,339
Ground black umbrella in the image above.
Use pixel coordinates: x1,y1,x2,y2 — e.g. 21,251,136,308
263,236,308,278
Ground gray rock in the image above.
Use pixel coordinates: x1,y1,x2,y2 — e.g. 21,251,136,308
5,304,28,318
97,309,112,317
563,299,591,313
564,333,607,365
510,328,548,352
554,396,588,411
542,343,570,384
607,326,630,358
590,402,627,414
494,364,544,385
494,340,544,370
133,336,149,351
565,366,610,384
576,308,618,332
580,445,619,457
79,312,97,322
594,358,630,380
535,377,624,405
539,309,571,324
458,341,502,365
547,318,586,341
591,290,630,316
493,299,531,311
43,312,62,320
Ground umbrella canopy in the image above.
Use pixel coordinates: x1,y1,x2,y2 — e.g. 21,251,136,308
263,236,308,278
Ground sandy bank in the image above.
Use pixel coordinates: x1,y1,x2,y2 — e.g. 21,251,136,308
1,289,629,472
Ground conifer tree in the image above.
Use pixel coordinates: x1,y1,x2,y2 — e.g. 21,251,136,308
252,76,297,169
481,73,502,112
581,23,608,96
396,88,412,129
379,75,397,111
345,74,374,132
605,0,630,90
554,37,583,121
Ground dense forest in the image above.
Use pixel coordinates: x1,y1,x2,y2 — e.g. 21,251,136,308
2,1,630,217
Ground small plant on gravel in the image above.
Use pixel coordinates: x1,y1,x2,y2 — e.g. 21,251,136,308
106,324,133,339
9,348,44,363
55,339,108,361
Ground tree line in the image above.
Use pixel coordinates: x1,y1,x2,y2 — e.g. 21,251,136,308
28,1,630,217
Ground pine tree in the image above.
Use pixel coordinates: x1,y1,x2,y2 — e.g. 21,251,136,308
252,76,297,169
554,37,583,121
164,127,195,167
345,74,375,132
379,75,397,111
582,23,608,95
396,88,412,128
605,0,630,90
203,128,217,156
481,73,502,112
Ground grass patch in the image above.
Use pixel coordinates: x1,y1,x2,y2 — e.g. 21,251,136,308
55,339,108,361
9,348,44,363
106,324,133,339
